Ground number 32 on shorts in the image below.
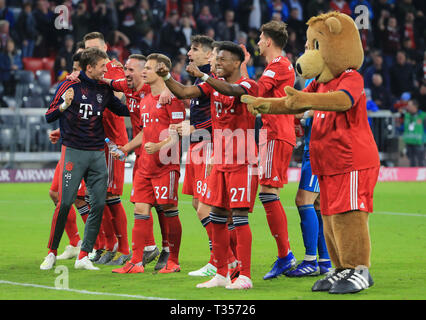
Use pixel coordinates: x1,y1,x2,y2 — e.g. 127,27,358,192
154,186,168,200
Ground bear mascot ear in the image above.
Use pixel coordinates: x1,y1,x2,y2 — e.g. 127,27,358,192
325,16,342,34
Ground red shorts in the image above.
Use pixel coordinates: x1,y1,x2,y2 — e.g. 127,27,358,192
106,149,125,195
130,170,180,206
202,165,258,212
132,154,141,181
318,167,380,216
182,141,213,199
258,139,293,188
50,160,86,197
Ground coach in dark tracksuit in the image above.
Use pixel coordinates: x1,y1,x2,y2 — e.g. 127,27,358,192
45,48,129,264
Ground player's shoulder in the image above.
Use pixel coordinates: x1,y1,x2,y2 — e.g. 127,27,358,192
55,79,79,93
339,68,362,80
264,56,294,77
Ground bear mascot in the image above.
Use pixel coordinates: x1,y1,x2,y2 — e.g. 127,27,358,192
242,11,380,294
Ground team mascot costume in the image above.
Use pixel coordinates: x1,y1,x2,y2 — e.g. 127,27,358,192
242,11,380,294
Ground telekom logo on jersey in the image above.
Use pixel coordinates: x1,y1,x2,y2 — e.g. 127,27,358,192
156,127,268,171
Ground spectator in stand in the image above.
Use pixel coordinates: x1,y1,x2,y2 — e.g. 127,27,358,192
413,80,426,112
370,73,394,111
0,38,22,96
33,0,56,57
71,1,91,43
237,0,269,32
138,0,154,37
158,10,186,58
106,30,130,63
390,50,416,97
54,35,75,78
287,0,304,21
181,15,195,48
139,28,156,56
0,19,11,52
305,0,329,20
0,0,15,29
285,29,304,58
196,4,215,34
182,2,196,30
92,0,119,38
215,9,239,42
286,7,306,43
401,12,419,52
246,28,261,65
170,59,184,83
402,37,420,66
378,14,401,68
117,0,144,45
393,92,411,113
267,0,289,22
204,26,215,40
403,99,425,167
363,49,391,90
396,0,417,22
16,1,38,58
330,0,352,16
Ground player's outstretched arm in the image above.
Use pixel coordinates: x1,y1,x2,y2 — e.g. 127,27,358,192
156,62,201,100
241,86,352,115
112,131,143,159
187,62,246,97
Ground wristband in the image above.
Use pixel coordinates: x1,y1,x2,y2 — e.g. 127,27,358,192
59,101,68,112
162,73,171,81
201,73,209,82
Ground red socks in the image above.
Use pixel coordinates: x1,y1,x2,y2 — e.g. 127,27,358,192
156,207,169,249
101,206,117,251
259,193,291,258
164,210,181,265
233,217,252,279
107,198,130,255
210,213,230,277
130,214,153,264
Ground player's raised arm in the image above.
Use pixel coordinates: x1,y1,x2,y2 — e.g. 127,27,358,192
155,62,202,100
187,61,247,97
45,83,76,123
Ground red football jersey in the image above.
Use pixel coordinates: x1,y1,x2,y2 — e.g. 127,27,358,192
138,93,186,177
259,56,296,146
111,78,151,155
103,61,129,146
304,69,380,176
198,77,259,172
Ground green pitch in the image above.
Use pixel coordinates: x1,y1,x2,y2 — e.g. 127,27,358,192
0,182,425,300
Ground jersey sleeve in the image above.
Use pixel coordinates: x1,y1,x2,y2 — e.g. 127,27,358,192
105,89,130,117
197,81,213,97
45,80,77,123
239,79,258,97
167,99,186,125
336,70,364,107
258,68,278,97
110,78,128,93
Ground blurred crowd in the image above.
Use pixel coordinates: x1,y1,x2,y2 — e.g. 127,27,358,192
0,0,425,164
